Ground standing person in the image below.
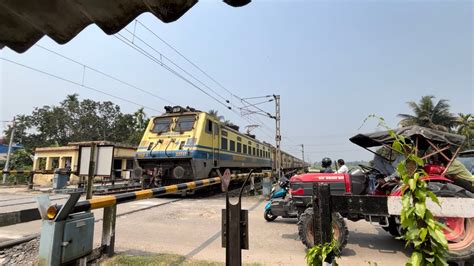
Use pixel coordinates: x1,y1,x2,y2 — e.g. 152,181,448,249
320,157,334,173
336,159,349,174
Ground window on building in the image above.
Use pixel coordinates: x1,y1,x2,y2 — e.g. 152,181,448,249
237,143,242,153
221,137,228,150
229,140,235,152
50,157,60,170
126,159,133,169
253,147,256,156
37,158,46,170
243,144,247,154
61,157,72,169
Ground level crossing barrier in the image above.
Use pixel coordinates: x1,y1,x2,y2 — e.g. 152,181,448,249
0,171,271,265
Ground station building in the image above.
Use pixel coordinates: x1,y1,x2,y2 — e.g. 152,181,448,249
33,141,136,186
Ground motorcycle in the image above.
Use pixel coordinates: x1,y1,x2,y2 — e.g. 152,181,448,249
264,176,298,222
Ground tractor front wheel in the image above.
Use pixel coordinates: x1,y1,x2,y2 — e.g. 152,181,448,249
297,208,348,252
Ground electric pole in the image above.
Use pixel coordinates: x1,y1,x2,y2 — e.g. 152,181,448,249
274,95,281,179
300,144,304,162
3,121,15,184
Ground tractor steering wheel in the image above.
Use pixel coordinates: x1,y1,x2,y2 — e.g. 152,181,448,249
358,164,381,174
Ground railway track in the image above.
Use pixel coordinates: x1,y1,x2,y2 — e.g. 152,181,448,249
0,178,262,250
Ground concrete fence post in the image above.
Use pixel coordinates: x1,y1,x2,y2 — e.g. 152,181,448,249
101,205,117,257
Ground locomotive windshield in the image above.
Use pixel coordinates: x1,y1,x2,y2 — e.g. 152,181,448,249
174,116,195,132
151,117,172,133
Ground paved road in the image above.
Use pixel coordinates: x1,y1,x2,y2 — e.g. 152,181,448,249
0,188,410,265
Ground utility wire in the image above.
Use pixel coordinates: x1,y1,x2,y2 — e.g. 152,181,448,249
114,33,232,111
128,20,301,148
0,57,162,113
136,20,239,99
134,21,278,137
122,28,230,104
35,44,176,105
133,20,282,138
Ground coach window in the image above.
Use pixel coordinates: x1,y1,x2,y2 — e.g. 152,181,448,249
230,140,235,152
221,137,228,150
243,144,247,154
237,142,242,153
205,119,213,134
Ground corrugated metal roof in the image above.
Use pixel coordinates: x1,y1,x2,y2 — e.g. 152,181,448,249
0,0,250,53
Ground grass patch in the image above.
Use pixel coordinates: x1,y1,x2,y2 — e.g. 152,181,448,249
102,253,264,266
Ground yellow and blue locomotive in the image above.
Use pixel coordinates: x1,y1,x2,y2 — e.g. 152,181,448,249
136,106,303,186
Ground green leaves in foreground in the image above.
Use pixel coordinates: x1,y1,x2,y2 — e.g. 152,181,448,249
305,238,339,266
387,126,449,266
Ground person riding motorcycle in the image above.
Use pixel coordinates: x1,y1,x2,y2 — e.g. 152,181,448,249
320,157,334,173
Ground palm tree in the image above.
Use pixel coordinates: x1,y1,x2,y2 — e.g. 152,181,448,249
208,109,224,121
133,107,147,130
398,95,456,132
455,113,474,149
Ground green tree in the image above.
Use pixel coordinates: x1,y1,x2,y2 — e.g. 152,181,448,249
3,95,149,151
398,95,456,132
455,113,474,149
9,149,33,170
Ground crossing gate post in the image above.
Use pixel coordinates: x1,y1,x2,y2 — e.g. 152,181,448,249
101,205,117,257
222,170,251,266
28,171,34,190
312,183,334,264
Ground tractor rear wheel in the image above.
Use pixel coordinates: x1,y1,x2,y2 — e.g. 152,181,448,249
297,208,348,251
428,182,474,262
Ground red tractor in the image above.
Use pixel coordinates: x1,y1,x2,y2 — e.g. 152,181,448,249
290,126,474,262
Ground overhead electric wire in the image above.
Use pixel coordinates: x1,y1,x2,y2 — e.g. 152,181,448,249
0,57,162,113
116,29,276,142
122,28,230,104
132,20,285,140
114,32,232,111
34,44,176,105
126,20,301,147
135,20,239,99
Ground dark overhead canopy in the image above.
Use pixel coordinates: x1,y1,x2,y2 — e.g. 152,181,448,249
349,125,466,149
0,0,251,53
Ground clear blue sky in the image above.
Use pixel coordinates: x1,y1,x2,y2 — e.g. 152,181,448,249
1,0,472,163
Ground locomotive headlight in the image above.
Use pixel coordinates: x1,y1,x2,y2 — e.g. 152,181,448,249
173,166,185,179
172,106,182,113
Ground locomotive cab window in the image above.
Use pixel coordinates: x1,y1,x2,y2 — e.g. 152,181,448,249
151,117,172,134
175,116,195,132
205,119,213,133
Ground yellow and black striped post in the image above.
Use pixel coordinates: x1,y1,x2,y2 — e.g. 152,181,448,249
0,170,33,175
